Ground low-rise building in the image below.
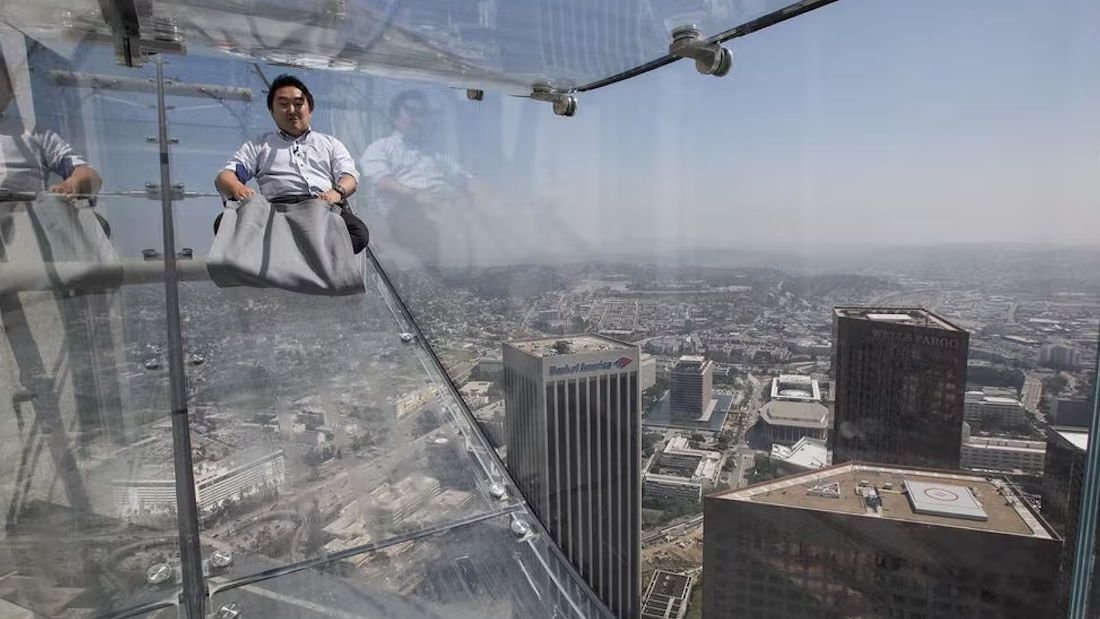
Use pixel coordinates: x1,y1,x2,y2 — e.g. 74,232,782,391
769,437,829,474
640,570,695,619
112,450,286,517
758,375,829,446
644,436,724,503
653,436,723,484
643,474,702,502
964,390,1027,427
959,424,1045,476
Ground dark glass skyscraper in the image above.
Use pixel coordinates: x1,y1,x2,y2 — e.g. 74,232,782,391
831,308,969,469
503,336,642,618
703,463,1061,619
1042,426,1094,616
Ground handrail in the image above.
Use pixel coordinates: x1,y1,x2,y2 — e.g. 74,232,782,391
576,0,841,92
0,258,210,292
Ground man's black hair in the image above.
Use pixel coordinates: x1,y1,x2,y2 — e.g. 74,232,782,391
389,90,426,120
267,74,314,112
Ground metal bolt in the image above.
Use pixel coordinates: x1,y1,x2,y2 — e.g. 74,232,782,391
671,24,702,44
510,518,531,538
210,549,233,568
215,602,241,619
488,482,507,500
145,563,172,585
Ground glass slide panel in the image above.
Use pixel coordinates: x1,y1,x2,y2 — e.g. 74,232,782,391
207,511,614,618
162,43,544,600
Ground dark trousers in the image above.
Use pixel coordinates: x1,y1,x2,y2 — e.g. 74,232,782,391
214,197,369,254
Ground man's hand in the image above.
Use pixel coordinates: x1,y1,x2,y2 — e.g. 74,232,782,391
229,186,256,201
317,189,343,204
48,180,78,197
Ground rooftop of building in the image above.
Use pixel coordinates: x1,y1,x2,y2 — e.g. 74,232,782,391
712,462,1056,539
671,355,712,372
772,374,821,401
640,570,693,619
770,437,830,470
963,436,1045,451
834,307,961,332
966,391,1023,406
1052,426,1089,452
759,400,830,428
664,436,719,458
507,334,632,357
644,473,703,487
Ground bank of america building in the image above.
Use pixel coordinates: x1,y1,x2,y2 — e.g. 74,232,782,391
503,335,641,619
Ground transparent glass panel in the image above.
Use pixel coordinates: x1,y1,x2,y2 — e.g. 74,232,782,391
0,30,182,616
5,0,830,92
176,275,519,566
358,2,1100,618
207,511,613,618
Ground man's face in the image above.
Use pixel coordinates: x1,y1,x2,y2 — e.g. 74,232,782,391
395,98,430,140
270,85,311,136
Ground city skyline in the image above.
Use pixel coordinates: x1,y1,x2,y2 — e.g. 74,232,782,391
4,1,1100,617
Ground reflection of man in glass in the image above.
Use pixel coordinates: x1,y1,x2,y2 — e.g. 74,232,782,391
0,51,102,200
214,74,369,253
360,90,477,267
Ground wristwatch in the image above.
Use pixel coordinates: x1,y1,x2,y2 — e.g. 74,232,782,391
333,185,349,199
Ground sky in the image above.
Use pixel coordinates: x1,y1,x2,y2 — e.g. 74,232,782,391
505,0,1100,256
15,0,1100,264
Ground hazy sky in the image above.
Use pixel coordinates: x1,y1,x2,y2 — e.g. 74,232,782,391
504,0,1100,255
18,0,1100,264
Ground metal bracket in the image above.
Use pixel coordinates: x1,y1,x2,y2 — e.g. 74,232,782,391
530,84,577,117
668,25,733,77
466,89,485,102
145,182,186,201
95,0,184,67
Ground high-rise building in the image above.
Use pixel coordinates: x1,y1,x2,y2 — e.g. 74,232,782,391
503,335,641,618
640,353,657,392
668,355,713,419
831,308,969,469
1042,426,1094,614
703,462,1061,619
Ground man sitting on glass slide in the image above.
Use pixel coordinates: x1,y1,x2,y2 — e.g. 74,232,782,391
214,74,369,254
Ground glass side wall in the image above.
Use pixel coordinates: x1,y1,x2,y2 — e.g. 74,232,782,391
354,3,1100,619
4,1,1100,618
0,28,182,617
0,18,615,619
